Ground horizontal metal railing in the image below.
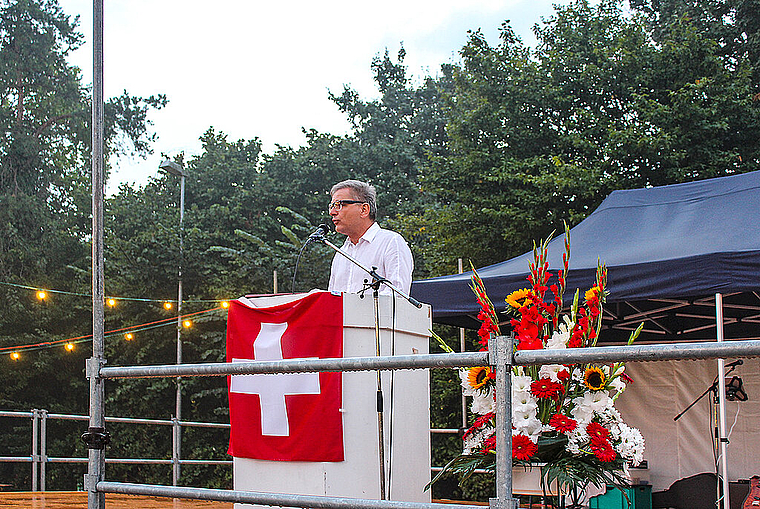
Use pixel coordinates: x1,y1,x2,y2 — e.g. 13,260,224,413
0,409,465,492
90,339,760,509
0,410,232,491
98,481,486,509
99,352,489,378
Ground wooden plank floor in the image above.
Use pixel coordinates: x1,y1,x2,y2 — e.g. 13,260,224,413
0,492,233,508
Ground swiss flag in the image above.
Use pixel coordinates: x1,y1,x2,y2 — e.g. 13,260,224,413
226,292,344,461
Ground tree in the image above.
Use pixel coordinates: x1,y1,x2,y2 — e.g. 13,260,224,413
417,0,760,274
0,0,167,490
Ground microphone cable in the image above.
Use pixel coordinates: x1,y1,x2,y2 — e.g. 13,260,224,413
291,240,310,294
291,224,329,293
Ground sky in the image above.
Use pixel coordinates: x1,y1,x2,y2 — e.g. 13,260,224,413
57,0,565,193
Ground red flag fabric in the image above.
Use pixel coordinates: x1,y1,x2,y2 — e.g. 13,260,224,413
226,292,344,461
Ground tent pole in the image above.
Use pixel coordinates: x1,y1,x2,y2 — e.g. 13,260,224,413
715,293,730,509
458,259,467,430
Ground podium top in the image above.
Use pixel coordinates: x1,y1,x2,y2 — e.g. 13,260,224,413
238,291,431,337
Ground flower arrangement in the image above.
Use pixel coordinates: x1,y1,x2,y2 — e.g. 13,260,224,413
434,229,645,496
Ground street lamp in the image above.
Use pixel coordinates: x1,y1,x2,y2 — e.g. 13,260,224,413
159,159,186,486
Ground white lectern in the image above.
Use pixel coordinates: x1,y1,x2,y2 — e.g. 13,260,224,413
232,291,432,507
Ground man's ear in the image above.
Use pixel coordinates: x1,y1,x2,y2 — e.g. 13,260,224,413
359,203,371,219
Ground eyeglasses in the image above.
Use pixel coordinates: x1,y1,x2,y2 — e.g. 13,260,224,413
328,199,366,211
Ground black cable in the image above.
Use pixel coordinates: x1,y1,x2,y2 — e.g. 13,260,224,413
291,239,311,294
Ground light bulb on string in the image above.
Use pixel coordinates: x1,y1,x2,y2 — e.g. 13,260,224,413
220,301,230,309
10,352,20,360
106,298,117,307
182,320,192,328
125,333,134,341
36,290,47,301
163,302,173,310
65,343,75,352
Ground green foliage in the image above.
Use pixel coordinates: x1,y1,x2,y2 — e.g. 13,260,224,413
2,0,759,498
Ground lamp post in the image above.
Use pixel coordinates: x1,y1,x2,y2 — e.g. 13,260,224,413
160,159,186,486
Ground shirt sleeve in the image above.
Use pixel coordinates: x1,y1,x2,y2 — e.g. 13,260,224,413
382,233,414,295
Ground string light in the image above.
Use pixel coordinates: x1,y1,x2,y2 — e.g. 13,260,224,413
65,343,75,351
163,302,173,310
107,298,117,307
1,307,222,355
220,301,230,309
1,281,230,305
36,290,47,300
182,320,192,328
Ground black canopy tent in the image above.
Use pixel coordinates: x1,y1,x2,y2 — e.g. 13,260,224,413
411,170,760,343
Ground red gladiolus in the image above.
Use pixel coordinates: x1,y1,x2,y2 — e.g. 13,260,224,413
463,412,495,440
512,434,538,460
591,439,617,462
549,414,577,433
481,435,496,454
517,336,543,350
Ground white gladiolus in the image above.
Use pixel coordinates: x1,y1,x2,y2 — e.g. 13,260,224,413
471,386,496,414
512,374,533,393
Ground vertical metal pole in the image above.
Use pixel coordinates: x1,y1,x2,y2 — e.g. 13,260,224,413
458,259,467,430
373,288,386,500
172,417,180,486
173,173,185,486
715,293,730,509
490,335,518,509
87,0,107,506
31,409,38,492
40,410,47,491
273,270,278,294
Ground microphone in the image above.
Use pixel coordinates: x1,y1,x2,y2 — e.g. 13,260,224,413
725,359,743,368
307,224,329,242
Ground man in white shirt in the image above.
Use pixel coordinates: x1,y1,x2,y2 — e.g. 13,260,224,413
327,180,413,296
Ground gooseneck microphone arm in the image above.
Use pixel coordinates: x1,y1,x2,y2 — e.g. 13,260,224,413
309,228,423,309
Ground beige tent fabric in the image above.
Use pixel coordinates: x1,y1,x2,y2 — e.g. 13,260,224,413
616,357,760,491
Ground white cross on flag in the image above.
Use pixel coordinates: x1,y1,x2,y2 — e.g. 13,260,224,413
226,292,344,462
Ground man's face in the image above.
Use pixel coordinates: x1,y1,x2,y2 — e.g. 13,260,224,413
329,187,369,241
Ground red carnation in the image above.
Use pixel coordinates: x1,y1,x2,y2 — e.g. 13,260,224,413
549,414,577,433
591,439,617,462
512,434,538,460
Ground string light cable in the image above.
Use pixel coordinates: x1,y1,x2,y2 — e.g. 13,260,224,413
0,280,227,305
1,307,225,355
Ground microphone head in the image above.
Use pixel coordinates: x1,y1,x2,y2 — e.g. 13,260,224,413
307,224,330,241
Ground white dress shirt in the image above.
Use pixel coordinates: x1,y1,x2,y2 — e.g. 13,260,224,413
328,222,413,296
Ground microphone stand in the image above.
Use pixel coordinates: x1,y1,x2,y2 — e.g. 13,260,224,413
674,364,738,422
312,232,422,309
311,231,422,501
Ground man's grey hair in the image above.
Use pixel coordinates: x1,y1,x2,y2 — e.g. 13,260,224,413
331,179,377,220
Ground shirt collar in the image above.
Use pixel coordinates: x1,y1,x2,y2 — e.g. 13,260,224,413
344,221,379,247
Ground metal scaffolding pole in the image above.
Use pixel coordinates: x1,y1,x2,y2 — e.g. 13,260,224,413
715,293,730,509
86,0,107,507
491,335,518,509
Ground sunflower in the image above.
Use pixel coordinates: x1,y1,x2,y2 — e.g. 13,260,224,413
467,366,492,390
583,366,606,391
506,288,532,309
